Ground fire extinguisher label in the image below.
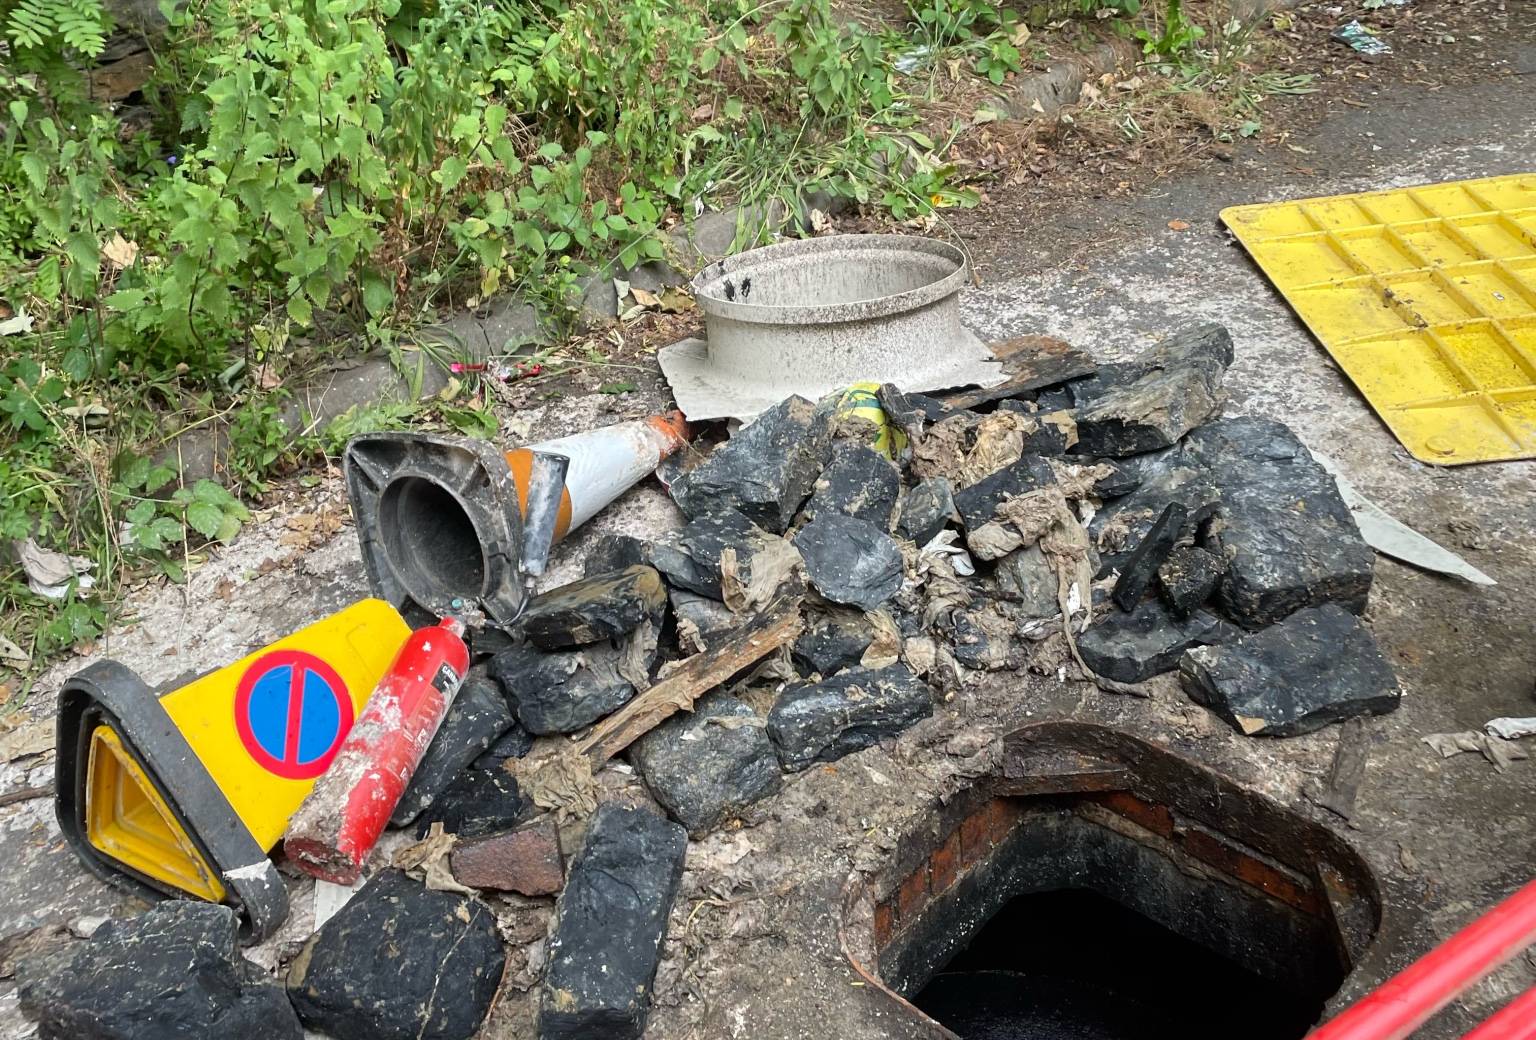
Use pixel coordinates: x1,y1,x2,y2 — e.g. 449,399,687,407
432,663,465,697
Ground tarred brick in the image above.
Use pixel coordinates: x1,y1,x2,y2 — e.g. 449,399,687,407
450,815,564,896
960,805,992,864
874,900,896,946
930,830,961,895
1092,791,1175,839
987,798,1024,845
896,864,929,922
1179,826,1319,916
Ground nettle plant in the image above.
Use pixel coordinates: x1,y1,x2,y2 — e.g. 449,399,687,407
0,0,982,655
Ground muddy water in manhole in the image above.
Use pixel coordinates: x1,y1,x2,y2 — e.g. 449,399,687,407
912,889,1324,1040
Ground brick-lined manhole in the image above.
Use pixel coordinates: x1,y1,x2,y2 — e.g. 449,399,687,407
842,723,1381,1040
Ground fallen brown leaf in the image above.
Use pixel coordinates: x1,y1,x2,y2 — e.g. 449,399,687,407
0,718,55,762
101,233,140,269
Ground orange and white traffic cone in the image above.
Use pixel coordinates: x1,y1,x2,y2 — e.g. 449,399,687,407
505,412,691,543
343,412,692,627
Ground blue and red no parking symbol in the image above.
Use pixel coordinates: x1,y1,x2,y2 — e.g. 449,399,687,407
234,650,354,780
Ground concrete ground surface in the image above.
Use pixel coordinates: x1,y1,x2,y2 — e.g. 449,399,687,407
2,2,1533,1037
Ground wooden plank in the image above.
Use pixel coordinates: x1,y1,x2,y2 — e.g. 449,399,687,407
576,592,804,765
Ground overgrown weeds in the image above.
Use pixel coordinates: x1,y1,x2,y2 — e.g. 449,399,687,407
0,0,1302,669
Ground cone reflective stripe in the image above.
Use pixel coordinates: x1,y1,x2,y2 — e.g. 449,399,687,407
506,412,691,540
519,450,571,578
284,617,470,884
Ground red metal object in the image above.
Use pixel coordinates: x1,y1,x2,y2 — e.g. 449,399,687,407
284,618,470,884
1310,879,1536,1040
1460,987,1536,1040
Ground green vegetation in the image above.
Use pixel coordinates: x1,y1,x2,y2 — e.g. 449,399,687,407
0,0,1296,666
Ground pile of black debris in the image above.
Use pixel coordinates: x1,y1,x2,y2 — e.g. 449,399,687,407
18,321,1401,1040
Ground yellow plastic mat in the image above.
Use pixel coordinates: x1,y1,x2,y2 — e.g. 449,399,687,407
1222,174,1536,465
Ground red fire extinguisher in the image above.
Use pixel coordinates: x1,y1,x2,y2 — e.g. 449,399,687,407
284,616,470,885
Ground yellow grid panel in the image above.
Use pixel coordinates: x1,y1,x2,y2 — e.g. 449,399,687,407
1222,174,1536,464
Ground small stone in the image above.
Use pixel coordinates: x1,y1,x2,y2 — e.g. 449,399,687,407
669,395,831,533
944,609,1012,671
792,614,875,677
767,664,933,771
393,673,515,826
793,512,904,610
670,588,739,651
650,509,787,601
520,566,666,648
1090,449,1220,577
1151,321,1235,367
630,691,782,835
473,724,534,770
451,816,565,896
540,805,687,1040
1033,386,1075,413
996,401,1079,454
1179,604,1400,737
896,477,956,545
288,870,504,1040
992,544,1060,619
491,641,636,735
803,442,900,527
1070,323,1234,407
1183,417,1373,628
1071,323,1233,457
1111,502,1187,611
583,533,651,577
1072,456,1141,499
952,456,1057,530
878,384,969,428
1079,599,1238,683
1158,546,1224,617
1074,363,1225,457
19,902,301,1040
414,764,530,840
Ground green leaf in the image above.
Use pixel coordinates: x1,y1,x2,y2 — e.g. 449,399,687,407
185,501,224,539
484,104,508,138
19,153,47,192
192,479,238,508
215,512,243,543
512,223,545,253
437,156,469,191
152,516,182,543
61,346,92,382
362,272,393,317
491,137,522,173
125,499,156,525
135,523,165,552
